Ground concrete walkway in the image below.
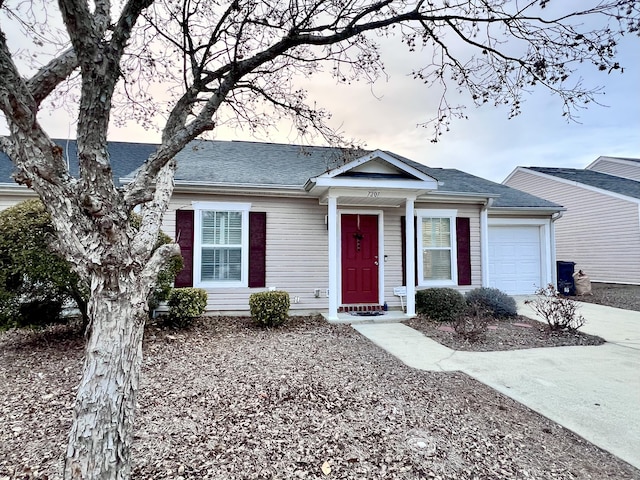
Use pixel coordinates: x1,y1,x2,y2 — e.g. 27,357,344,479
353,299,640,470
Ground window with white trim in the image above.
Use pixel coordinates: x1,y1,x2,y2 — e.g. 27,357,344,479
417,209,457,286
193,202,250,287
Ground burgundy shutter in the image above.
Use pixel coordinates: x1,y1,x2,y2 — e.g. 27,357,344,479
248,212,267,288
175,210,194,287
456,217,472,286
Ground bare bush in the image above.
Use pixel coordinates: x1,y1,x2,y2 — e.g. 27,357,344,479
452,301,491,342
525,285,586,332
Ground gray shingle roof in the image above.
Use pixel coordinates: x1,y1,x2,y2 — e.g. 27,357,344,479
2,138,562,210
171,140,561,209
597,156,640,164
528,167,640,201
385,152,562,209
172,140,366,186
0,140,156,187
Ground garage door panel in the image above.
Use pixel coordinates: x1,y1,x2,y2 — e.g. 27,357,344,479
488,226,542,295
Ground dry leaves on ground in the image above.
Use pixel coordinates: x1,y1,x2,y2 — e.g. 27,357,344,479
404,315,605,352
2,316,638,479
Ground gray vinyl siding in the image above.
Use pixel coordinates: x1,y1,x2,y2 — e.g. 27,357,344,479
589,159,640,181
506,170,640,284
165,194,484,313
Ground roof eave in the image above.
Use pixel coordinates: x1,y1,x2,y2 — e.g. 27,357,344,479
172,182,308,197
489,206,566,215
418,191,499,203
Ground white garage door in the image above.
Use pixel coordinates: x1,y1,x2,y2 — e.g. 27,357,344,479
488,226,542,294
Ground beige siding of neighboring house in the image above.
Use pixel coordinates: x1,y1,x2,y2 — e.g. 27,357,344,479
589,159,640,181
506,170,640,284
165,194,483,313
0,189,37,210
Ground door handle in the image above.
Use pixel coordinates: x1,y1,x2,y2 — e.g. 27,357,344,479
374,261,379,266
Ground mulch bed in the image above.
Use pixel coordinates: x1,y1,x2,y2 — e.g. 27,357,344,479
404,315,606,352
575,283,640,312
1,316,638,479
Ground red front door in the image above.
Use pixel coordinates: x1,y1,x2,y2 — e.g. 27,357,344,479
341,214,379,304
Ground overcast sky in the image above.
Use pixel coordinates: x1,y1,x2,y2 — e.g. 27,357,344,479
5,6,640,184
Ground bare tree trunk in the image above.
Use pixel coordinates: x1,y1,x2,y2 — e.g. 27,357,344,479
64,274,149,480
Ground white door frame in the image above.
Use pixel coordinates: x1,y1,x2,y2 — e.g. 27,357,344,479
337,209,385,306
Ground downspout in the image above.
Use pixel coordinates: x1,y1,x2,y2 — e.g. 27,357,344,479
550,211,564,287
480,198,494,287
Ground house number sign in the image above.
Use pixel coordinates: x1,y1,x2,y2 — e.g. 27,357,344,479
367,191,380,198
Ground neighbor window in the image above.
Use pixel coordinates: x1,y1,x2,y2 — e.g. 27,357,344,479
416,209,457,286
193,202,250,287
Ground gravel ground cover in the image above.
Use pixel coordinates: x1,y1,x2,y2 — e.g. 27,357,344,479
575,283,640,312
404,315,606,352
2,316,639,480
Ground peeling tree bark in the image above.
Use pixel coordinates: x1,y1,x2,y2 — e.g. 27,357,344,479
1,1,638,479
64,281,147,480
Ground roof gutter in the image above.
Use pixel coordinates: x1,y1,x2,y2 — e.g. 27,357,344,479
489,205,566,215
171,182,308,198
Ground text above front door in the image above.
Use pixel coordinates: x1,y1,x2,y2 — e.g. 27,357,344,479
341,214,379,304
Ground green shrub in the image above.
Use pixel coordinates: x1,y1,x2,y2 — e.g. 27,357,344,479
0,199,86,329
249,290,290,328
416,288,466,322
0,201,183,330
465,287,517,318
166,288,207,328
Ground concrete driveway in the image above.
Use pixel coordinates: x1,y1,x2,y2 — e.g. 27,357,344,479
353,299,640,470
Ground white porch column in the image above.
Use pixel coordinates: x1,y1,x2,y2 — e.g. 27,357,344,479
405,197,416,316
480,204,490,286
327,195,339,320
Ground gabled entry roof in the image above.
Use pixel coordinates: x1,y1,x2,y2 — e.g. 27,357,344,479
305,149,439,192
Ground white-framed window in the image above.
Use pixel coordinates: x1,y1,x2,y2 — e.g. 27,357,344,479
416,209,457,286
193,202,251,288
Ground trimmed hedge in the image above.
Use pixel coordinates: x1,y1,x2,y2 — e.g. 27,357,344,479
249,290,290,328
465,287,517,318
166,288,207,328
416,288,466,323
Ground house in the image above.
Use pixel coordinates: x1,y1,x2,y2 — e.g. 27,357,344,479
503,156,640,285
1,138,564,320
155,140,563,320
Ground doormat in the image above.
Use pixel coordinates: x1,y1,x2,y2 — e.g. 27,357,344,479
350,311,385,317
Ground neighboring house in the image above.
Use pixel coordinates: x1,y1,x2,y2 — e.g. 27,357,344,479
504,156,640,285
1,139,564,319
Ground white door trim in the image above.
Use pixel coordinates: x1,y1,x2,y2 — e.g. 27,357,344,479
338,209,384,306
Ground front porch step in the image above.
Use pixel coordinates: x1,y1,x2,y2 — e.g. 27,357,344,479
339,304,384,313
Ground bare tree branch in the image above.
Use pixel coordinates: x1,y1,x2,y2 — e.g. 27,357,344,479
26,48,79,106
